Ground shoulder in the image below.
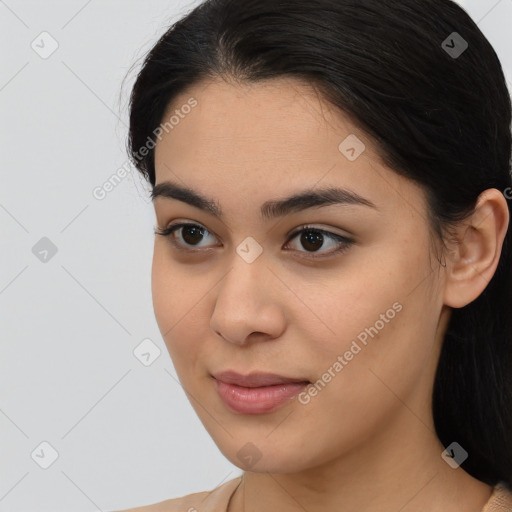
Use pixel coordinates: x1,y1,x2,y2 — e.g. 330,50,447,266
109,476,243,512
482,482,512,512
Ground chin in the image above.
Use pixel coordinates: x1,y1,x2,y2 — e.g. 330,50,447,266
214,436,316,474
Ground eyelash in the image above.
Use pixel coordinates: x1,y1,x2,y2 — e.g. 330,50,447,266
154,222,354,260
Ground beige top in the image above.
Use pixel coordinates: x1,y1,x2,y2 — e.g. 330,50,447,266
113,477,512,512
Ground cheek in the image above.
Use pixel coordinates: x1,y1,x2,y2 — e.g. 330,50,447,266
299,239,438,387
284,249,440,460
151,244,205,323
151,247,179,334
151,246,212,371
151,248,188,351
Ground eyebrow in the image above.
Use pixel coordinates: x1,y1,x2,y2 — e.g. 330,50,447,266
151,180,377,220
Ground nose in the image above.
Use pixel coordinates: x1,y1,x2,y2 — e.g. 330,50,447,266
209,255,286,346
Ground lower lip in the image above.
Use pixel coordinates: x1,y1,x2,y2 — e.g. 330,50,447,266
214,378,309,414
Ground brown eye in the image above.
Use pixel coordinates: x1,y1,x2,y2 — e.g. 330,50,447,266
154,223,218,249
178,225,206,246
285,226,353,259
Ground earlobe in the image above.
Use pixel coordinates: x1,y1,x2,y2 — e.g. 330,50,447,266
443,189,510,309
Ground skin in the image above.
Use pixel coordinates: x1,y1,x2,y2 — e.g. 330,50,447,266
146,76,509,512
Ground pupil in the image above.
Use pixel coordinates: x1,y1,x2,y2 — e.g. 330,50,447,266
183,226,204,245
301,230,323,252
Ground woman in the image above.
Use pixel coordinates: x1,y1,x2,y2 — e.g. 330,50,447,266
114,0,512,510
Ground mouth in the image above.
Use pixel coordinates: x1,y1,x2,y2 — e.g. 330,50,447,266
211,370,311,414
212,370,311,388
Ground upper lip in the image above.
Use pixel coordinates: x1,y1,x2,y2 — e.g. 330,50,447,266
212,370,309,388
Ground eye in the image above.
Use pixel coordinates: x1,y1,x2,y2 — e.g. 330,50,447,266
155,222,218,250
154,222,354,259
286,225,353,259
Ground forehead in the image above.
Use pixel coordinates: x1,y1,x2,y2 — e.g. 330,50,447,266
153,77,426,222
156,77,364,166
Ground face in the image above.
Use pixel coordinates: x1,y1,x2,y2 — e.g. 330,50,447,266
152,77,448,474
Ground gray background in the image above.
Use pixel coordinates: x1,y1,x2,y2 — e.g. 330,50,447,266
0,1,511,510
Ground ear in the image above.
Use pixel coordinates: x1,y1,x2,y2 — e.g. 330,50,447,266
443,188,510,309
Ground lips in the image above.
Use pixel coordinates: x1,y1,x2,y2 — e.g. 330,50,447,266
212,370,310,388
